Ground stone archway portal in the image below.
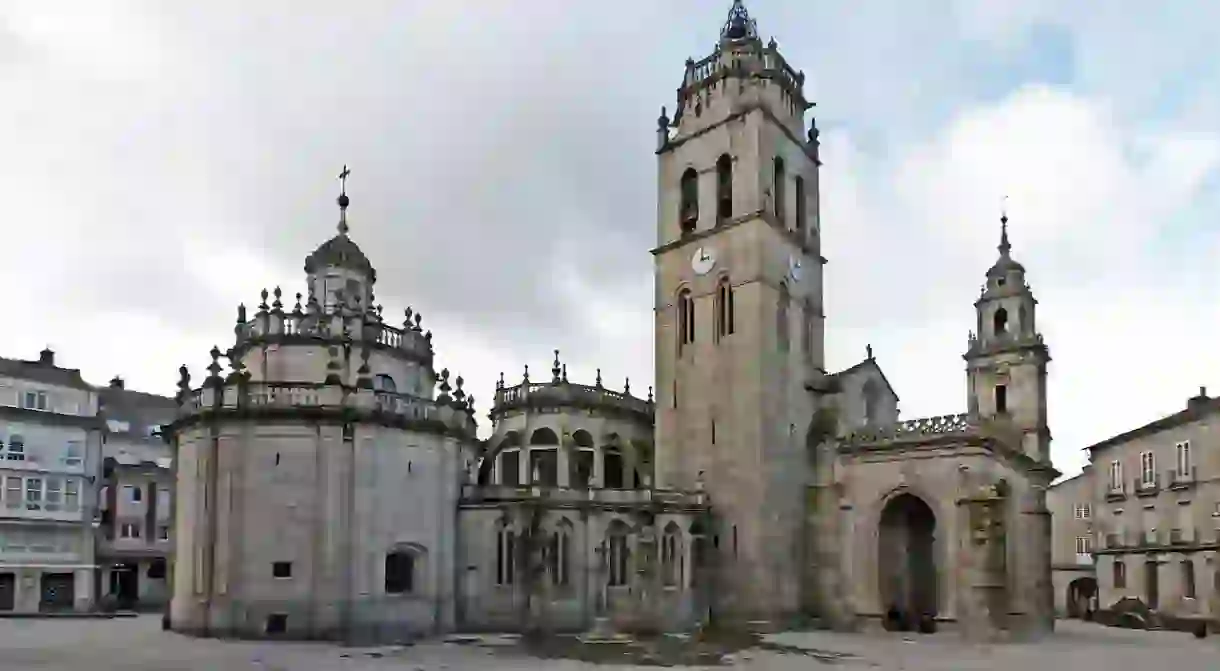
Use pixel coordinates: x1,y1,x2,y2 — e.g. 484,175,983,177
878,493,938,623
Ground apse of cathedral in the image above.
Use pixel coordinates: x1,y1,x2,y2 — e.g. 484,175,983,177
166,1,1055,643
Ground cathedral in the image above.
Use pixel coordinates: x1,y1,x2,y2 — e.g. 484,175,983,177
167,1,1057,643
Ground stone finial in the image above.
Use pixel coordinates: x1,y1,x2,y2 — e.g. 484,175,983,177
595,368,603,388
497,371,505,390
272,286,283,310
424,330,432,345
866,344,873,360
376,304,383,320
404,307,414,330
293,293,303,314
466,395,476,417
237,303,247,324
523,364,530,384
561,364,568,383
437,368,452,403
767,37,778,50
657,106,670,150
414,312,423,331
624,377,631,395
206,346,224,383
259,288,269,311
453,375,466,406
552,350,562,383
177,364,191,391
647,386,654,403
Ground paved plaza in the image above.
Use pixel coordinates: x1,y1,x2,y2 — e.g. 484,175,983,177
0,616,1215,670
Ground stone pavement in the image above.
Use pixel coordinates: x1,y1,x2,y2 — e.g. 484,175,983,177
0,616,1215,670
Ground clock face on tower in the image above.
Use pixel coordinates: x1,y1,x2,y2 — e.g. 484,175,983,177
691,247,716,275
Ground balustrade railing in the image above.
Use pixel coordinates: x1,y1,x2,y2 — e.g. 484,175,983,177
235,314,430,360
460,484,707,507
843,413,973,445
493,381,652,417
177,382,472,434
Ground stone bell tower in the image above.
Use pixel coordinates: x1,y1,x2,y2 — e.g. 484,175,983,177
651,0,823,624
963,214,1051,465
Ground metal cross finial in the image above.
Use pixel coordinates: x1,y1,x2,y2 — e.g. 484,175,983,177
998,195,1011,257
339,165,351,196
336,165,352,235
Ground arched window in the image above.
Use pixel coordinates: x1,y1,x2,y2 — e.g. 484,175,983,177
374,374,396,393
715,276,735,340
496,525,516,585
607,521,630,587
661,522,683,587
777,284,790,352
773,157,786,222
528,428,559,486
603,445,624,489
385,545,422,594
794,175,806,232
680,168,699,233
677,288,695,353
993,307,1009,336
801,299,814,361
571,430,595,488
549,520,573,586
716,154,733,223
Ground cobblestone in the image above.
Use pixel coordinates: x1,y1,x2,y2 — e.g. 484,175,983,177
0,616,1215,670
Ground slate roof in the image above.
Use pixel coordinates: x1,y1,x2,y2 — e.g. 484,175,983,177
0,355,93,391
1084,391,1219,455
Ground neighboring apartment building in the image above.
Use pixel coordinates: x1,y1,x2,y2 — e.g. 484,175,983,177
0,349,103,613
96,376,176,611
1048,467,1097,617
1088,386,1220,625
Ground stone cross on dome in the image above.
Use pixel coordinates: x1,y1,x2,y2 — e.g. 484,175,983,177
337,164,351,236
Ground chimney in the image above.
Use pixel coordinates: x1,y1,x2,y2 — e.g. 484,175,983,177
1187,386,1210,412
109,376,125,389
38,347,55,366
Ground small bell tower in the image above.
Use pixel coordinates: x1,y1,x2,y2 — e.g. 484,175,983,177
964,213,1052,464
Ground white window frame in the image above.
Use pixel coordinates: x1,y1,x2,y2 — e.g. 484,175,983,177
1074,503,1091,519
1108,460,1123,491
1175,440,1191,478
24,477,42,510
119,522,141,539
1139,451,1155,486
22,390,48,411
1075,536,1092,555
3,477,20,509
5,434,24,461
64,479,79,512
64,441,82,467
43,478,62,512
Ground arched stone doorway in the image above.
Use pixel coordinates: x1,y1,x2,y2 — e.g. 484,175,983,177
878,492,938,627
1066,576,1097,619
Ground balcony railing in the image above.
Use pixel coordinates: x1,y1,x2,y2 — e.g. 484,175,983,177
1133,472,1160,497
1169,465,1198,490
1105,482,1127,502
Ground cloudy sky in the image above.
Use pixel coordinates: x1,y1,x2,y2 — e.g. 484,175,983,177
3,1,1218,476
